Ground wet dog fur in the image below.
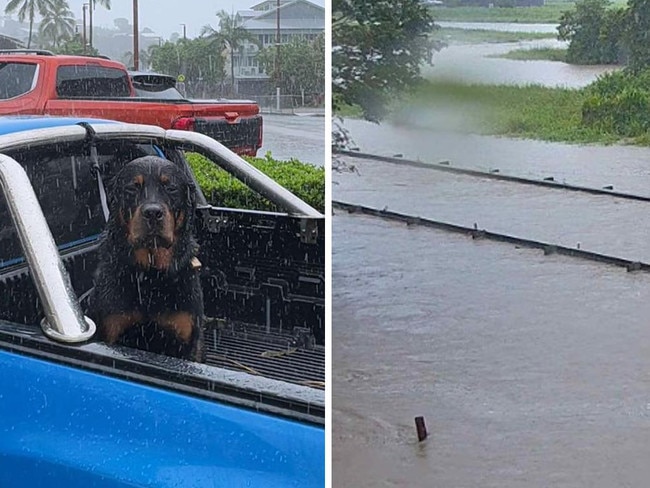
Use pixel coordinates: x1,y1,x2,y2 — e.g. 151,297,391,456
88,155,204,361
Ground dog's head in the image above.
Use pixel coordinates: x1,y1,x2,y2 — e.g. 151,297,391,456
109,155,197,271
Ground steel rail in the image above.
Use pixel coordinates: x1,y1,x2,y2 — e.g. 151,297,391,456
333,200,650,272
335,149,650,203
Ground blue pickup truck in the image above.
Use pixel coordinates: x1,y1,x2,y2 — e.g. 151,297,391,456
0,117,325,487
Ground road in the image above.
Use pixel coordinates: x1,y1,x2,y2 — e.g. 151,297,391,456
258,114,325,167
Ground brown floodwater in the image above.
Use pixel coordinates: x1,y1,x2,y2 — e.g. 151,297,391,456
333,148,650,486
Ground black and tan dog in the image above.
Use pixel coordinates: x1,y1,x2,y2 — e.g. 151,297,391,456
88,155,204,361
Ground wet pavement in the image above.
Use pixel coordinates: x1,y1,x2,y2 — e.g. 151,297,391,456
259,114,324,166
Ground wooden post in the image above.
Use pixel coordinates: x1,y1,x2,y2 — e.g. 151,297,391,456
415,416,428,442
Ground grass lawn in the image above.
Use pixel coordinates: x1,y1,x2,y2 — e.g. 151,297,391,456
435,27,556,43
394,81,625,144
430,0,626,23
334,80,650,145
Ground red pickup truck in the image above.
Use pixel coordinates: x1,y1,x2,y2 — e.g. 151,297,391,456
0,50,262,156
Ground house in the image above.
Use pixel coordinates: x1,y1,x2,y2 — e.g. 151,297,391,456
229,0,324,95
0,34,24,50
0,17,29,47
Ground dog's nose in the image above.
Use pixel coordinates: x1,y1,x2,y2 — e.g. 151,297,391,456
142,203,164,222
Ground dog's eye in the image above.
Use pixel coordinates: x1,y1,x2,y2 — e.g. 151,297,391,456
125,184,139,195
165,185,179,194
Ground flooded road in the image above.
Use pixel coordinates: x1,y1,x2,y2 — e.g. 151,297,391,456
333,211,650,487
259,114,324,166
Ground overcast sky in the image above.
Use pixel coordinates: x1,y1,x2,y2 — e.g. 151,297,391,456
64,0,325,39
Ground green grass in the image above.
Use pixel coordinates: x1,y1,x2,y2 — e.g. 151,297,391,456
431,2,575,23
430,0,626,23
399,80,625,144
186,152,325,213
490,47,568,61
435,27,556,44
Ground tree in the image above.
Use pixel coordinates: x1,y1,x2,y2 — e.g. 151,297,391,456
201,10,259,94
5,0,55,48
332,0,439,122
55,33,100,56
557,0,624,65
257,34,325,104
149,39,226,85
624,0,650,71
38,0,75,49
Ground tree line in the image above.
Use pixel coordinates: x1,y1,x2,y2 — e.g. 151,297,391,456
558,0,650,70
4,1,325,99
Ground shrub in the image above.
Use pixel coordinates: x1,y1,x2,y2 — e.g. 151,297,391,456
185,152,325,213
582,69,650,136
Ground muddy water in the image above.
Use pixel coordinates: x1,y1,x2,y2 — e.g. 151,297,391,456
333,128,650,486
333,212,650,487
338,119,650,195
427,39,618,87
335,156,650,262
333,25,650,485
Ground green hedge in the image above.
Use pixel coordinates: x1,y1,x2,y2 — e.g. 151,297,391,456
186,152,325,213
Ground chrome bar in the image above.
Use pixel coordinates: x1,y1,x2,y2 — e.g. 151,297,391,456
165,129,323,218
0,154,95,343
0,122,322,217
0,123,166,153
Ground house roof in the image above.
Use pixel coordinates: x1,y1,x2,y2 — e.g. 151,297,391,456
249,0,293,10
0,33,24,48
241,0,324,31
242,19,324,31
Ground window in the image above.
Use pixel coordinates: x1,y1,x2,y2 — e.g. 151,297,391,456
0,62,38,100
56,65,131,98
0,141,158,268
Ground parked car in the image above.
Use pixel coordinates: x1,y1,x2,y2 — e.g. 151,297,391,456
0,50,263,156
0,115,324,487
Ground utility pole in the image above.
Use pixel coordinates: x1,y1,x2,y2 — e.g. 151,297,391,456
133,0,139,70
82,4,88,54
180,24,187,41
89,0,93,49
275,0,281,110
275,0,281,81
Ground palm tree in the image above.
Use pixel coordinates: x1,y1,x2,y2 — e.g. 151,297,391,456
38,0,75,49
89,0,111,49
201,10,259,95
5,0,55,48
